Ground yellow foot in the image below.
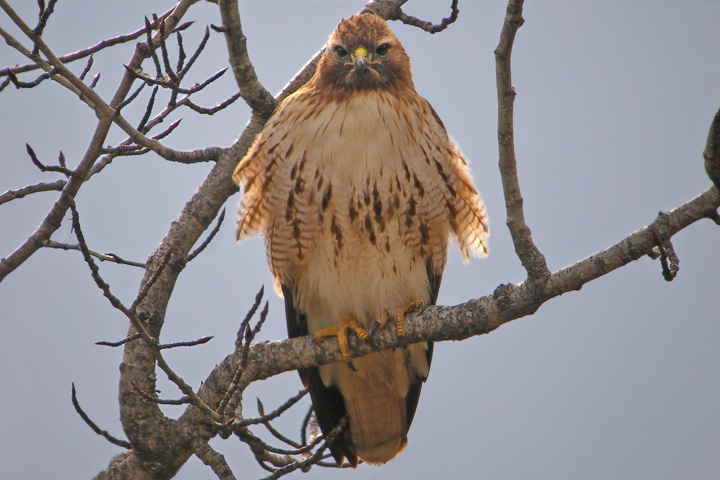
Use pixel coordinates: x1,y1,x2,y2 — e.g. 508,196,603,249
393,298,424,337
370,298,425,340
315,316,368,365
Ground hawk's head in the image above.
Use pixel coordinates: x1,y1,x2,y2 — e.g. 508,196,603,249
314,14,413,94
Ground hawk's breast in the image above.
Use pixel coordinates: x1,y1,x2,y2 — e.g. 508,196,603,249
268,91,452,329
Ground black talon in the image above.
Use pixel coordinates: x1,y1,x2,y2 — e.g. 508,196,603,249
369,320,382,337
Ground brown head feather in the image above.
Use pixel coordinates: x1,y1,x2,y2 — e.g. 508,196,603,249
312,14,414,96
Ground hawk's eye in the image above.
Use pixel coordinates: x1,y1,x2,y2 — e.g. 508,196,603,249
334,46,349,59
375,43,390,56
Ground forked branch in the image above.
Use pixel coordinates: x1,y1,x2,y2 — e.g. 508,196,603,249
494,0,550,281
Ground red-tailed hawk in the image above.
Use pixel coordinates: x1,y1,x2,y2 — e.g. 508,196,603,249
234,13,488,466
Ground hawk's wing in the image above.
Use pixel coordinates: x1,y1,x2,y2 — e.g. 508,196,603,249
405,260,441,429
282,283,359,467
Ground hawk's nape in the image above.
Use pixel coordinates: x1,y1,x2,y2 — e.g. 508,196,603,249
234,13,488,466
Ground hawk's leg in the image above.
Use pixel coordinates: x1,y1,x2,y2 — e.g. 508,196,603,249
370,298,425,344
314,316,369,367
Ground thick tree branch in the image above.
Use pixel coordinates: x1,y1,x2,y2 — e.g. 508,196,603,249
200,186,720,388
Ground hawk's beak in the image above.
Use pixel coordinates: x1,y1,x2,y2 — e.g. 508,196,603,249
354,47,368,72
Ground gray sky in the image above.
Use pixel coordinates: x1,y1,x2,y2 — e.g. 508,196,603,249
1,1,719,479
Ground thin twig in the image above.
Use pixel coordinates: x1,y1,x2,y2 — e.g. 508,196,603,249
0,0,202,283
31,0,57,56
43,240,146,268
257,420,347,480
184,92,242,115
96,333,141,347
125,64,227,95
25,143,72,177
151,118,182,140
158,18,180,85
159,335,213,349
188,208,226,262
7,67,54,88
144,16,163,78
176,31,186,73
68,202,224,423
394,0,459,33
3,3,218,164
181,26,211,77
237,389,308,428
78,55,94,81
137,86,159,131
300,406,314,447
262,418,303,450
0,7,170,78
116,81,146,112
0,180,66,205
71,383,131,449
218,287,266,416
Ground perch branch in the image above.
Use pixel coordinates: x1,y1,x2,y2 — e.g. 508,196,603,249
204,187,720,385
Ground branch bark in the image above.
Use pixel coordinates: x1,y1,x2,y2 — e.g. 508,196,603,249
494,0,550,281
0,0,200,282
198,186,720,388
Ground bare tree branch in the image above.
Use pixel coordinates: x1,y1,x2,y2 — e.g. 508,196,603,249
71,383,132,449
194,441,238,480
0,0,200,282
704,107,720,191
394,0,459,33
0,180,65,205
43,240,146,268
197,188,719,389
0,10,177,78
218,0,277,117
187,208,226,262
494,0,550,281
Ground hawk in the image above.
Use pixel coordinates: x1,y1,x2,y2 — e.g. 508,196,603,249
234,13,488,466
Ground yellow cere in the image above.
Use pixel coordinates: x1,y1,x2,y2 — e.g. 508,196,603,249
354,47,368,59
